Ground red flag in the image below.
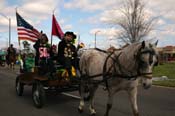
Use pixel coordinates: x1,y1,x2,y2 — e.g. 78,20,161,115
51,14,64,39
16,12,40,43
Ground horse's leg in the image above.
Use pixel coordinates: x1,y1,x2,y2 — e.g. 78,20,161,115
89,84,98,116
11,63,13,69
12,61,15,70
6,60,9,68
78,97,85,113
13,63,15,70
10,63,12,69
78,80,86,113
104,88,119,116
127,87,139,116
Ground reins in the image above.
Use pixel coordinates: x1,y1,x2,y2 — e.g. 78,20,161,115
81,47,154,86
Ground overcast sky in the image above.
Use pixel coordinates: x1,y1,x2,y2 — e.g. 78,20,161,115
0,0,175,49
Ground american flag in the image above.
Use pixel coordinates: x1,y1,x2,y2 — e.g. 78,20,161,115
16,12,40,42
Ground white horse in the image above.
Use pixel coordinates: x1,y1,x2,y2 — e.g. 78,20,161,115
78,41,158,116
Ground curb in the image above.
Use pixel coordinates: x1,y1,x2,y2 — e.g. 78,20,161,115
152,85,175,89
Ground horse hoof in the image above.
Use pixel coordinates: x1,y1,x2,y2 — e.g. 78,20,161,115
78,108,83,113
91,113,96,116
103,87,107,91
134,112,139,116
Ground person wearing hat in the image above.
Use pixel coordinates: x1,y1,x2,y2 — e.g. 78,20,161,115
57,31,78,78
34,33,51,75
7,44,16,56
7,44,16,64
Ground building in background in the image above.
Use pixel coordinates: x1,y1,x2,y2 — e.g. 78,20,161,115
157,46,175,63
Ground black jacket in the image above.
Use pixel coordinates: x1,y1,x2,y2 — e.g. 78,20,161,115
58,40,77,60
33,39,40,56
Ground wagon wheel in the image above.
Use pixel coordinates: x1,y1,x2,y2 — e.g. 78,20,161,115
15,76,24,96
32,81,46,108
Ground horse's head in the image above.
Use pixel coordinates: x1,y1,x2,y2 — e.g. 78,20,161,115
136,41,159,89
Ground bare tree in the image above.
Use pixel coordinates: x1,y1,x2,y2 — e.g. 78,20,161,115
117,0,156,44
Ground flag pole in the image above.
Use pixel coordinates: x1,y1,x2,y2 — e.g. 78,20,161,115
78,34,80,44
15,7,21,49
51,9,55,47
16,7,22,62
51,28,53,46
51,16,53,46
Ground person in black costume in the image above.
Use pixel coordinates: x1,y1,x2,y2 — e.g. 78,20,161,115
57,31,78,78
33,32,51,75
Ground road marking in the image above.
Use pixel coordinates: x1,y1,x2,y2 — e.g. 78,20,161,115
62,92,80,99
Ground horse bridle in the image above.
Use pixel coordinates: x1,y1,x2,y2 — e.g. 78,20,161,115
103,46,157,80
136,47,158,79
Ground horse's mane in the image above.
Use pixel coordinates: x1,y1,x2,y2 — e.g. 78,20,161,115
111,42,142,76
121,42,141,55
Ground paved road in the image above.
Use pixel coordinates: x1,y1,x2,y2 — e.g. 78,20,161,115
0,66,175,116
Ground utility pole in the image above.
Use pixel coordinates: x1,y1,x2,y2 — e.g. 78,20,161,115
94,30,100,48
0,13,11,47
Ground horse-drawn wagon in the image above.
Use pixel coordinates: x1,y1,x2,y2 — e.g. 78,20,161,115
15,40,159,116
15,53,90,108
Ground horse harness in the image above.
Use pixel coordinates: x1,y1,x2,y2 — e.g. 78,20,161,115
81,47,156,89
